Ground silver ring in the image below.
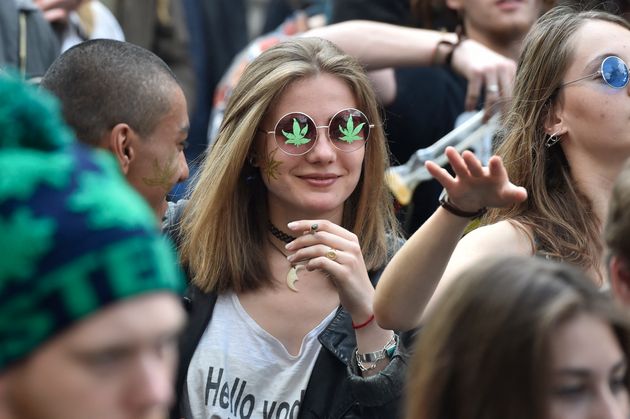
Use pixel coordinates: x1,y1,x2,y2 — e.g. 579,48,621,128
326,248,338,261
486,84,499,93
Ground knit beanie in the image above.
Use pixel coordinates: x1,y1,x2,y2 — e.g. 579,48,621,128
0,73,184,371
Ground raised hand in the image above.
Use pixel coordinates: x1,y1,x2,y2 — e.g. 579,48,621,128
426,146,527,213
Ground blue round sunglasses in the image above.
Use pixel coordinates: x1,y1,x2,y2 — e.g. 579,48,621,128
561,55,629,89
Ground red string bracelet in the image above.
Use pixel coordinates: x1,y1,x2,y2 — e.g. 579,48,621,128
352,314,375,330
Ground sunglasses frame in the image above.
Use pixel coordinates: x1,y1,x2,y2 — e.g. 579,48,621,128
561,55,629,89
263,108,374,156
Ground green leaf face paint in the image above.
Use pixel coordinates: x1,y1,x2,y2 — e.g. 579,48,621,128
338,115,366,143
263,148,283,181
282,118,312,146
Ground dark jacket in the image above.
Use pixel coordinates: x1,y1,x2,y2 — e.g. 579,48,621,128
0,0,60,81
164,201,412,419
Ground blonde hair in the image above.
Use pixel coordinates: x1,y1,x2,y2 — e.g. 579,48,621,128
180,37,399,293
406,256,630,419
484,6,630,283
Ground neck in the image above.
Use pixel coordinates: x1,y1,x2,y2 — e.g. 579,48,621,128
466,27,524,61
564,149,623,226
267,235,290,257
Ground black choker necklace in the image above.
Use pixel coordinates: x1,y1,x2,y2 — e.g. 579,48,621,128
268,221,296,244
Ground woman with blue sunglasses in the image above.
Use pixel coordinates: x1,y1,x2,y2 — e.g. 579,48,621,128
374,6,630,332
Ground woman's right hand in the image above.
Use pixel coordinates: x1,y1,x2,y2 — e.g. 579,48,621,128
426,146,527,213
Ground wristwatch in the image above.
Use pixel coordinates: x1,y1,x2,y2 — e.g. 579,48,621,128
355,334,398,372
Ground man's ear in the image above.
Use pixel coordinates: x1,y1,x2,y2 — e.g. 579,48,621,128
610,255,630,306
106,123,135,174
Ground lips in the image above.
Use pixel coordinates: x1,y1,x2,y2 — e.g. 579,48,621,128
496,0,523,5
495,0,524,10
298,173,340,187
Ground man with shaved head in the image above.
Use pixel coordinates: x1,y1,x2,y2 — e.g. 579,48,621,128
41,39,190,219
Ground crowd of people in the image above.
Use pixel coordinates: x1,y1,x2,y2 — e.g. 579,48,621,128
2,1,630,419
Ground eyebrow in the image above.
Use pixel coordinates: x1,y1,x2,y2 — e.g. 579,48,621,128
555,359,627,378
69,344,135,363
583,53,617,74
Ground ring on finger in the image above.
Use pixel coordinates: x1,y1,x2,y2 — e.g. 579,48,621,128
325,248,338,261
310,223,319,234
486,84,499,93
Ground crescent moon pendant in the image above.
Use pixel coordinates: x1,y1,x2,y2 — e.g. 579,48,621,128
287,265,301,292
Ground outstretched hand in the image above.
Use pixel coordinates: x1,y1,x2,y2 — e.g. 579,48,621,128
426,147,527,213
450,39,516,120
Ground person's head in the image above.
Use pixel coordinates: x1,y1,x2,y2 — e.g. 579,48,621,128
485,7,630,280
40,39,190,219
0,74,185,419
180,36,398,293
605,160,630,306
406,256,630,419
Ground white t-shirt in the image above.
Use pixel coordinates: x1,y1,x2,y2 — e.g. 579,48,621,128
185,293,336,419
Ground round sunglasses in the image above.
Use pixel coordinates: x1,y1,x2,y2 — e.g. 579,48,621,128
561,55,629,89
262,108,374,156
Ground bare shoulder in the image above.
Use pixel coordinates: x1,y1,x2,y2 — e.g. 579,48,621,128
443,220,534,285
458,219,534,256
423,219,535,318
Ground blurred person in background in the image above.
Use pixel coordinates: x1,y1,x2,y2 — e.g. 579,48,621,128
0,0,59,81
34,0,124,51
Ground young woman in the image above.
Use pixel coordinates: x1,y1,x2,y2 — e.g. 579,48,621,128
374,7,630,330
406,256,630,419
168,37,407,418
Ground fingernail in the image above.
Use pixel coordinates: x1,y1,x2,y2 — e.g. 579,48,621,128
287,222,298,229
285,242,294,250
287,254,295,262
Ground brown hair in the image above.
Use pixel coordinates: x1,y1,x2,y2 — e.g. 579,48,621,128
179,37,399,293
483,7,630,283
405,256,630,419
605,159,630,261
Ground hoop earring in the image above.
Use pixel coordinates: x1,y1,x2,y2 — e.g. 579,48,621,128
545,131,561,148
